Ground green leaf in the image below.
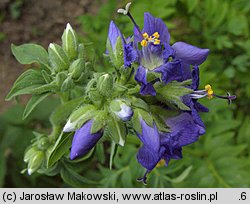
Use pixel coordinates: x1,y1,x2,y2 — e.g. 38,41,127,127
109,141,117,170
60,166,98,187
5,69,46,101
106,115,127,146
156,81,192,110
11,43,49,66
50,96,85,126
47,132,73,167
23,93,51,119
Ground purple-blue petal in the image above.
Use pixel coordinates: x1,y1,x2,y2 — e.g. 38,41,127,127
70,120,103,160
108,21,122,50
154,61,182,84
140,83,156,96
143,12,170,44
124,42,138,67
182,95,206,134
172,42,209,65
136,119,161,170
166,113,204,146
191,65,200,90
135,66,147,85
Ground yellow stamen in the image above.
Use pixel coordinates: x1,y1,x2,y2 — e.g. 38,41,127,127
141,39,147,47
142,32,149,39
205,84,214,99
153,32,160,39
148,36,153,41
205,84,212,91
156,159,165,168
154,39,161,45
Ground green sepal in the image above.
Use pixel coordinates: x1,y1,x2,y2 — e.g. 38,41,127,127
91,110,108,134
27,151,45,175
68,105,97,130
150,105,179,133
106,36,124,68
106,114,127,146
155,80,193,111
131,108,154,134
24,146,39,163
41,70,53,83
114,36,124,68
61,76,75,92
48,43,70,72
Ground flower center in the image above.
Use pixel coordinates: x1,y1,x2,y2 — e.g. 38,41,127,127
141,32,161,47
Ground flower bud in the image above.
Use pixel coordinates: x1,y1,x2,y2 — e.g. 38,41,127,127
27,151,44,175
110,99,133,121
48,43,70,72
61,76,74,92
62,23,78,60
69,58,85,79
106,21,125,68
97,74,113,97
24,146,38,163
37,136,50,151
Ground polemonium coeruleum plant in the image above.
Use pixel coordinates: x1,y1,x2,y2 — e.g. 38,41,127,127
6,2,236,185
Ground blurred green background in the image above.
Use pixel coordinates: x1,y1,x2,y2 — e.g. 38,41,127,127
0,0,250,187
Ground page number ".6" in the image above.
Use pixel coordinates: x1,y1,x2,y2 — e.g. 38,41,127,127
240,192,246,201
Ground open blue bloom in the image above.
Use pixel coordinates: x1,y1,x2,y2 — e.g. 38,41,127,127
107,21,137,67
132,13,210,96
70,120,103,160
136,113,205,184
133,13,182,95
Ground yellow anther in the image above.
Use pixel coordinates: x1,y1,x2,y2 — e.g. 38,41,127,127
142,32,149,39
154,39,161,45
141,39,147,47
153,32,160,39
205,84,214,99
156,159,165,168
205,84,212,91
208,89,213,95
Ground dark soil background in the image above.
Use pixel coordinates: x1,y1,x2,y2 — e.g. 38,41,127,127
0,0,105,113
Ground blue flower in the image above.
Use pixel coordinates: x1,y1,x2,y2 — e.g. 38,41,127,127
107,21,137,68
136,113,205,184
133,13,210,96
70,120,103,160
